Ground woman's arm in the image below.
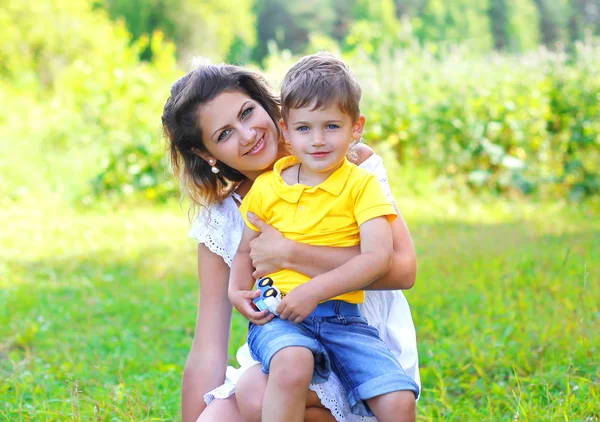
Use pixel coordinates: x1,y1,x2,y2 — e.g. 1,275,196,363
181,244,233,422
372,205,417,289
248,206,417,290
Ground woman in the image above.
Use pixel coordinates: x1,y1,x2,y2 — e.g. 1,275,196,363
161,61,420,422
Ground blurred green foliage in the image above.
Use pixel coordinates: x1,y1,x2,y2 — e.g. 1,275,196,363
102,0,256,62
349,40,600,199
0,0,180,202
95,0,600,63
95,38,599,201
1,2,599,419
1,0,598,203
249,0,599,61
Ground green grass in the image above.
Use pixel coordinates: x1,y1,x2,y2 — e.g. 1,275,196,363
1,194,598,421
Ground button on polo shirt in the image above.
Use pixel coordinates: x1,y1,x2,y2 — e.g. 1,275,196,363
240,155,396,303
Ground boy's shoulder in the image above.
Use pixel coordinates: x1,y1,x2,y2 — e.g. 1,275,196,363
243,170,274,203
339,162,380,200
347,160,377,183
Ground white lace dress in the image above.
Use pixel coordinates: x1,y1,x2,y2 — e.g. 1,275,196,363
189,154,420,422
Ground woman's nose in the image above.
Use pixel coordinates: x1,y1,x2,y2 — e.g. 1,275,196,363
240,127,256,146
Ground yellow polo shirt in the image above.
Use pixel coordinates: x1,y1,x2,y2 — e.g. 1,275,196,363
240,156,397,303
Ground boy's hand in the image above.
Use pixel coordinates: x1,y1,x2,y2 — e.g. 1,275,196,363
276,283,321,324
229,289,274,325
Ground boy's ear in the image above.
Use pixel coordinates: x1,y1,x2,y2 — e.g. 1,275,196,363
352,114,366,141
279,119,291,140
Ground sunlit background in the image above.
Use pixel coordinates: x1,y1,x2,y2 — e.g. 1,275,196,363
1,0,598,420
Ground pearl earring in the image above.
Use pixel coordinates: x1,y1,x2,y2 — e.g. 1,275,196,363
210,160,220,174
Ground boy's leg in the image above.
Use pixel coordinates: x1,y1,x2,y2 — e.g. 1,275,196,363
319,315,419,417
263,346,314,422
236,363,335,422
367,390,416,422
247,318,331,422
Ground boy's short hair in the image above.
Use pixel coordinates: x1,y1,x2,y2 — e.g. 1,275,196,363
281,52,361,122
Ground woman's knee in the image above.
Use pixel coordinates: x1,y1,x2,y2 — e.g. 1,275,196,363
196,396,242,422
270,347,314,388
305,390,324,408
304,407,337,422
235,364,267,422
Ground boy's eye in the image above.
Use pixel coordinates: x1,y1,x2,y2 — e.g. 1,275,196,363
326,124,340,130
241,107,254,120
295,126,309,132
218,129,232,141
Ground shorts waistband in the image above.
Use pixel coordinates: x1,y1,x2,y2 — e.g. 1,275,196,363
309,300,361,317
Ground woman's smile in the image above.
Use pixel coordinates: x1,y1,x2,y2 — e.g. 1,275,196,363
243,134,266,156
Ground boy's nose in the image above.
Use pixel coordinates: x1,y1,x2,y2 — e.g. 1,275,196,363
312,133,325,146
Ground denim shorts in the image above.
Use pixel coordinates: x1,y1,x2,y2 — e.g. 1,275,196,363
247,301,420,416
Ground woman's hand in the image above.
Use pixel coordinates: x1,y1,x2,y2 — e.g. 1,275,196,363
247,212,291,279
228,288,275,326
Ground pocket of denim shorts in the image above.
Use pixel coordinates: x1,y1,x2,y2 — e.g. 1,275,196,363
344,315,369,325
247,322,258,345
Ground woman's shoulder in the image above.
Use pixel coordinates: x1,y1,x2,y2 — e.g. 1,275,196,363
353,143,375,165
188,196,244,266
188,197,237,232
355,144,384,173
354,146,394,203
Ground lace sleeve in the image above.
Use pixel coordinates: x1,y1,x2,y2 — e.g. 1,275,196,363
188,197,244,267
358,153,395,204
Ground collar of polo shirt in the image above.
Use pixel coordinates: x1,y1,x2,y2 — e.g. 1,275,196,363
272,156,353,203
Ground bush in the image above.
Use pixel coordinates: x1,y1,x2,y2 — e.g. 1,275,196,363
351,40,600,198
93,39,599,201
5,1,595,202
0,0,180,202
545,40,600,199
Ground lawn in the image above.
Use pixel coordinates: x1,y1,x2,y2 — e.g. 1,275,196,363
1,195,598,421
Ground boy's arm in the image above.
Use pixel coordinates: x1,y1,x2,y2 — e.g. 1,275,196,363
281,204,415,289
228,225,274,325
276,216,393,323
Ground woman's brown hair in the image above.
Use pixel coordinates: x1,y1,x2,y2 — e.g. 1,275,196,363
161,62,282,215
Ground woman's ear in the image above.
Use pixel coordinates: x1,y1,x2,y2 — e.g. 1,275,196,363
191,147,214,165
352,114,366,140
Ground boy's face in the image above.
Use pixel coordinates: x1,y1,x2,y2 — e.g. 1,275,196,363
281,103,365,175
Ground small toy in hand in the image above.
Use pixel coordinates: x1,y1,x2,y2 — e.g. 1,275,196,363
253,277,283,316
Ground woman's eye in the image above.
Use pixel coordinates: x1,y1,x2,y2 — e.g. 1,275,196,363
241,107,254,120
218,129,231,141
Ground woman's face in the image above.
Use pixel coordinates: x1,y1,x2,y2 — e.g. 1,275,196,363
197,90,281,180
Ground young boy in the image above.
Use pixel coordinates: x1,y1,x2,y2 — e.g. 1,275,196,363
228,52,419,422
